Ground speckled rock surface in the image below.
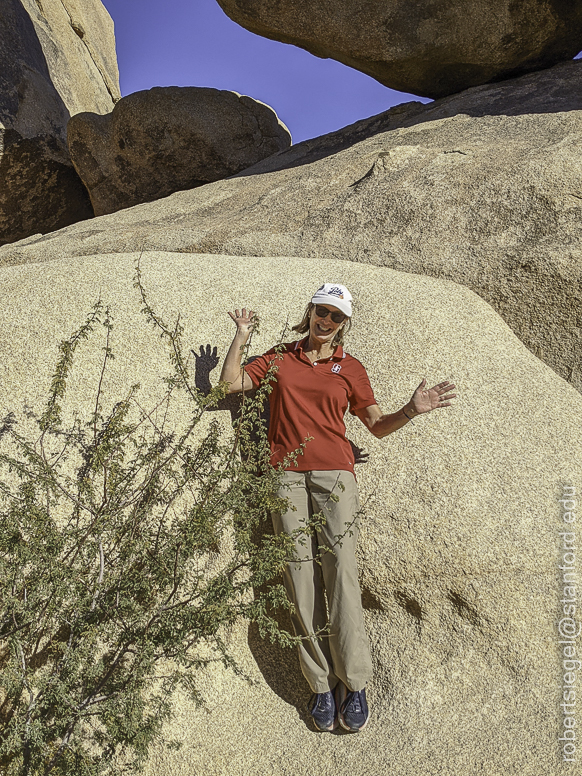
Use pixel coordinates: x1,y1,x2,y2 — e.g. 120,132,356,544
0,251,579,776
2,63,581,392
215,0,582,98
0,0,120,245
67,87,291,216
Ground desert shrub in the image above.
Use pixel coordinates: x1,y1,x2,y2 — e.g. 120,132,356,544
0,268,304,776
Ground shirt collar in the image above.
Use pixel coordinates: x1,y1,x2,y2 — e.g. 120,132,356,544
295,337,345,361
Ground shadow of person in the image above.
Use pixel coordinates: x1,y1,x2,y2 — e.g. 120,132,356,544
191,343,243,420
246,580,310,716
192,347,272,435
191,344,219,394
349,441,369,466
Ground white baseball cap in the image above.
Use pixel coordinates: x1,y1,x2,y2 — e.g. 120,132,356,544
311,283,353,317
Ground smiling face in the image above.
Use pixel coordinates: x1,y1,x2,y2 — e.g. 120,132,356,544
309,303,346,346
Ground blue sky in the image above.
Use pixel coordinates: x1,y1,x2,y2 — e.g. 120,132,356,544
101,0,429,143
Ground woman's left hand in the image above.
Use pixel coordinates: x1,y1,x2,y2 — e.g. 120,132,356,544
410,379,456,415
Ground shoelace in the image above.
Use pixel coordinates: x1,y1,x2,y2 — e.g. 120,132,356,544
345,691,361,713
316,694,332,711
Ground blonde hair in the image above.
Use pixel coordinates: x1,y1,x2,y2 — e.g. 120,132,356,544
291,302,352,347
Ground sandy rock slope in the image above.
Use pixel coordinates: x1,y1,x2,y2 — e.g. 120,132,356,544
0,252,579,776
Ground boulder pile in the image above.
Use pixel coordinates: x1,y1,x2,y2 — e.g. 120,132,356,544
2,3,581,773
2,63,580,392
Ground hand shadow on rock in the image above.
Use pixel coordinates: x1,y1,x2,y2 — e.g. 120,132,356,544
192,347,270,426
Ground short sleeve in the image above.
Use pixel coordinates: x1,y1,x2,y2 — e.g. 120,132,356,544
243,347,279,387
347,361,377,415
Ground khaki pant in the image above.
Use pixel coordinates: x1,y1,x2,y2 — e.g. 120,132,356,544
272,470,373,694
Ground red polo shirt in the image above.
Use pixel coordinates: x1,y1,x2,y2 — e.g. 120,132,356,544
244,337,376,473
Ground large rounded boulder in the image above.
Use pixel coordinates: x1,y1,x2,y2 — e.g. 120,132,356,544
0,251,579,775
67,87,292,216
215,0,582,98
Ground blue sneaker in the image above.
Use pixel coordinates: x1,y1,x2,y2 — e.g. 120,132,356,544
336,682,369,732
308,690,338,731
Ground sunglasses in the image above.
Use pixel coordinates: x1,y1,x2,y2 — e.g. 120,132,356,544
314,305,347,324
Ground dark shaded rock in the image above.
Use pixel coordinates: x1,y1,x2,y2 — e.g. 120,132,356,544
0,0,120,245
0,128,92,247
67,87,292,216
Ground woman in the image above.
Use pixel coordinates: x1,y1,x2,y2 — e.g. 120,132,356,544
220,283,456,733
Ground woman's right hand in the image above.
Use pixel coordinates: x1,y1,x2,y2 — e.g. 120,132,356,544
227,308,257,336
221,308,257,392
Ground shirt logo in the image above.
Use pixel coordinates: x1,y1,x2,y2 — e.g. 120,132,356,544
331,363,342,374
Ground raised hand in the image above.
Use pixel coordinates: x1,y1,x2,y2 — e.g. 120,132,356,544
227,308,257,336
221,309,258,391
410,378,456,415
